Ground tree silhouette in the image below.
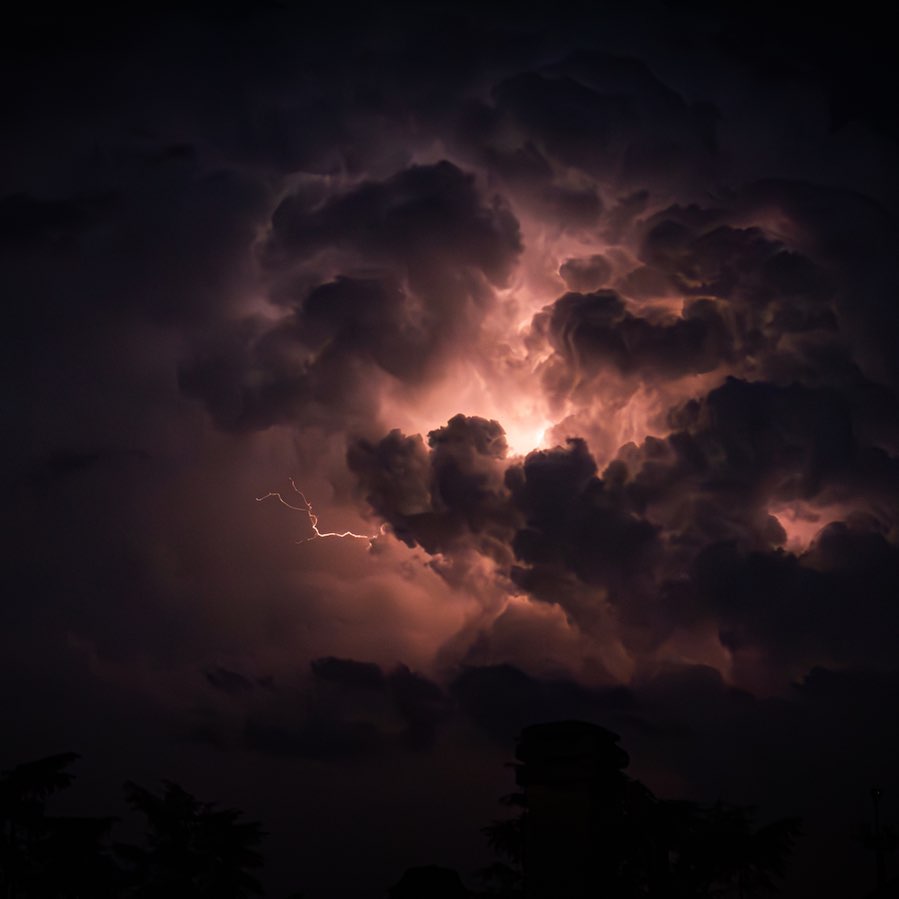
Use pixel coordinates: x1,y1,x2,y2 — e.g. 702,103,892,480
481,791,526,897
388,864,470,899
0,753,119,898
477,860,524,898
483,722,800,899
861,787,898,897
117,780,265,898
660,800,800,898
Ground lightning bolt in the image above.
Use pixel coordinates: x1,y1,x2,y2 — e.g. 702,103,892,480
256,478,382,544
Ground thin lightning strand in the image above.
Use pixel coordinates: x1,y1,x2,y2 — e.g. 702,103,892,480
256,478,381,544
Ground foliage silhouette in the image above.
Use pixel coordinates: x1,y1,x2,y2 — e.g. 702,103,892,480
388,864,471,898
0,753,120,898
0,727,805,899
482,721,800,899
117,780,265,898
477,860,524,898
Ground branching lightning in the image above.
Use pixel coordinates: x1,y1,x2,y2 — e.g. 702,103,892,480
256,478,382,544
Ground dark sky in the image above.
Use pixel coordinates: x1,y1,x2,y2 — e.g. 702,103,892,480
3,3,899,896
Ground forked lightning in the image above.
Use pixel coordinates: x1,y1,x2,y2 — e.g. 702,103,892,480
256,478,380,544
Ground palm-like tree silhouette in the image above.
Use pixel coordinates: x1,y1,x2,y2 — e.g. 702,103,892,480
118,780,265,898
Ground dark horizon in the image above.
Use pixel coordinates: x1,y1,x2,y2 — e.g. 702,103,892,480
3,3,899,896
0,721,812,897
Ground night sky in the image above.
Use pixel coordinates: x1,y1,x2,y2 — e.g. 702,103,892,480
4,3,899,896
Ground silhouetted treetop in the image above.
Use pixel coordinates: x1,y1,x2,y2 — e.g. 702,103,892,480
1,752,121,898
118,780,265,899
514,721,629,788
485,721,800,899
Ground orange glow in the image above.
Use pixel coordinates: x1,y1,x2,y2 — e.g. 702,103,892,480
547,368,729,467
377,276,558,457
768,500,849,553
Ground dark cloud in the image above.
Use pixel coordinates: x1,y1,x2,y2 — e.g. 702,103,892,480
536,289,732,382
451,663,636,744
0,191,116,251
311,656,386,691
613,378,859,553
531,201,853,413
734,180,899,390
245,715,383,761
486,51,717,187
679,521,899,673
200,665,394,761
348,415,518,557
28,448,151,484
205,667,257,695
178,161,524,433
667,377,854,491
638,215,837,334
197,658,452,760
558,254,613,291
3,158,270,337
483,141,604,231
387,665,452,751
507,439,659,603
266,160,521,286
179,277,413,432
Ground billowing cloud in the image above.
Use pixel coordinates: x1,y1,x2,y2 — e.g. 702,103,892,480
348,414,516,558
179,161,523,434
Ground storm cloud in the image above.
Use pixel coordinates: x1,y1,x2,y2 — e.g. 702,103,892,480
4,3,899,898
